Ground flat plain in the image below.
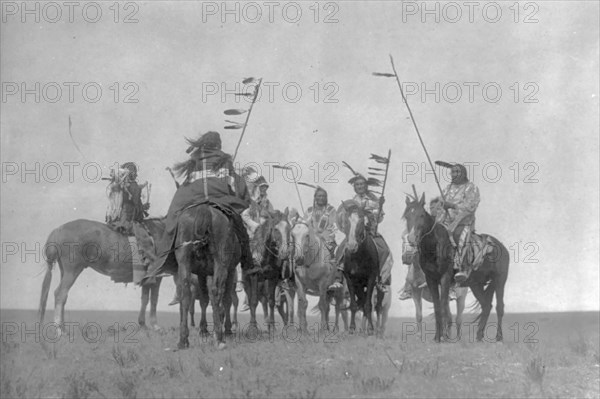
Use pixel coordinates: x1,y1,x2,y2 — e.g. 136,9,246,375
1,309,598,398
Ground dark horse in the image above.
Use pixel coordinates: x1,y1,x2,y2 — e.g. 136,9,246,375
168,204,241,349
39,219,166,332
403,193,510,342
336,200,381,335
244,210,291,334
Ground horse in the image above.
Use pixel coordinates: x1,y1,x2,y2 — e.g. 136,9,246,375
402,237,469,337
164,204,244,349
336,200,382,336
403,193,510,342
291,218,347,333
243,209,291,334
38,218,166,332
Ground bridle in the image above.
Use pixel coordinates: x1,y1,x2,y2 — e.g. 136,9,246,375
406,206,438,249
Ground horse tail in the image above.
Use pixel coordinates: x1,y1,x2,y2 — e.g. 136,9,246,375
39,230,60,324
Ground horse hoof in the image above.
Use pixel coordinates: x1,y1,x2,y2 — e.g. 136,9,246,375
178,340,189,350
217,342,227,350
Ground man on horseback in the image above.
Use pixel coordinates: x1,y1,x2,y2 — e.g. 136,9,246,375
239,175,273,311
105,162,158,280
306,186,338,261
109,162,149,234
329,174,393,293
144,131,254,288
241,175,274,240
436,162,480,283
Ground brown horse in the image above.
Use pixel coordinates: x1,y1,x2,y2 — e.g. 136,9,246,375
166,204,241,349
403,193,509,342
291,218,347,333
243,210,291,334
38,218,166,332
336,200,382,335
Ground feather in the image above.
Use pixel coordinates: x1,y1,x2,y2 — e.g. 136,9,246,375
224,109,248,115
435,160,454,168
370,153,389,164
298,182,318,190
342,161,358,176
367,178,382,187
368,167,385,171
372,72,396,78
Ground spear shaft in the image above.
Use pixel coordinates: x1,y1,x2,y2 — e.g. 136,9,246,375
389,55,446,202
232,78,262,163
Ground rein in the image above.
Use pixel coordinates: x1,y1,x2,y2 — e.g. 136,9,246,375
409,215,438,250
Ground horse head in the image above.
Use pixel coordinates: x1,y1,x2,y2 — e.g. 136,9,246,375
402,192,433,247
336,200,366,254
290,218,310,266
265,208,291,261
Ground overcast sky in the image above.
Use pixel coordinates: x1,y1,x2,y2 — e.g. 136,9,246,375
1,1,598,317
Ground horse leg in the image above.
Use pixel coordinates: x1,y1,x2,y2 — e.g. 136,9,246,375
426,277,442,343
148,278,162,330
288,286,295,325
456,288,466,340
189,278,197,328
198,275,210,336
347,281,357,334
380,293,389,338
211,261,229,347
222,272,235,336
175,249,193,350
495,281,505,342
364,279,376,336
318,288,329,332
295,277,309,333
470,283,492,342
231,287,239,331
440,274,452,340
138,284,150,329
266,279,277,336
53,266,83,335
247,274,259,329
413,286,423,333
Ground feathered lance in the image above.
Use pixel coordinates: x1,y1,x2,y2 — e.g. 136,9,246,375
373,150,391,235
379,55,446,202
232,78,262,163
273,165,305,215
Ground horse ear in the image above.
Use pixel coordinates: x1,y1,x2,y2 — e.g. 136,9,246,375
419,192,425,206
284,207,289,218
406,196,411,205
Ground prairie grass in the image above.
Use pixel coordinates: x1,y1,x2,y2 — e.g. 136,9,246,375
1,310,598,398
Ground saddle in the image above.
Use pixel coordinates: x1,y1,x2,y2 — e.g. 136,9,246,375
464,232,495,271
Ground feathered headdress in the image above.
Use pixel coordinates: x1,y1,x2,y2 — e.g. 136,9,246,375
342,161,382,189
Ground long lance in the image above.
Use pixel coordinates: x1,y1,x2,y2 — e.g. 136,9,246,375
232,78,262,163
273,165,305,216
374,149,391,235
388,55,446,202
